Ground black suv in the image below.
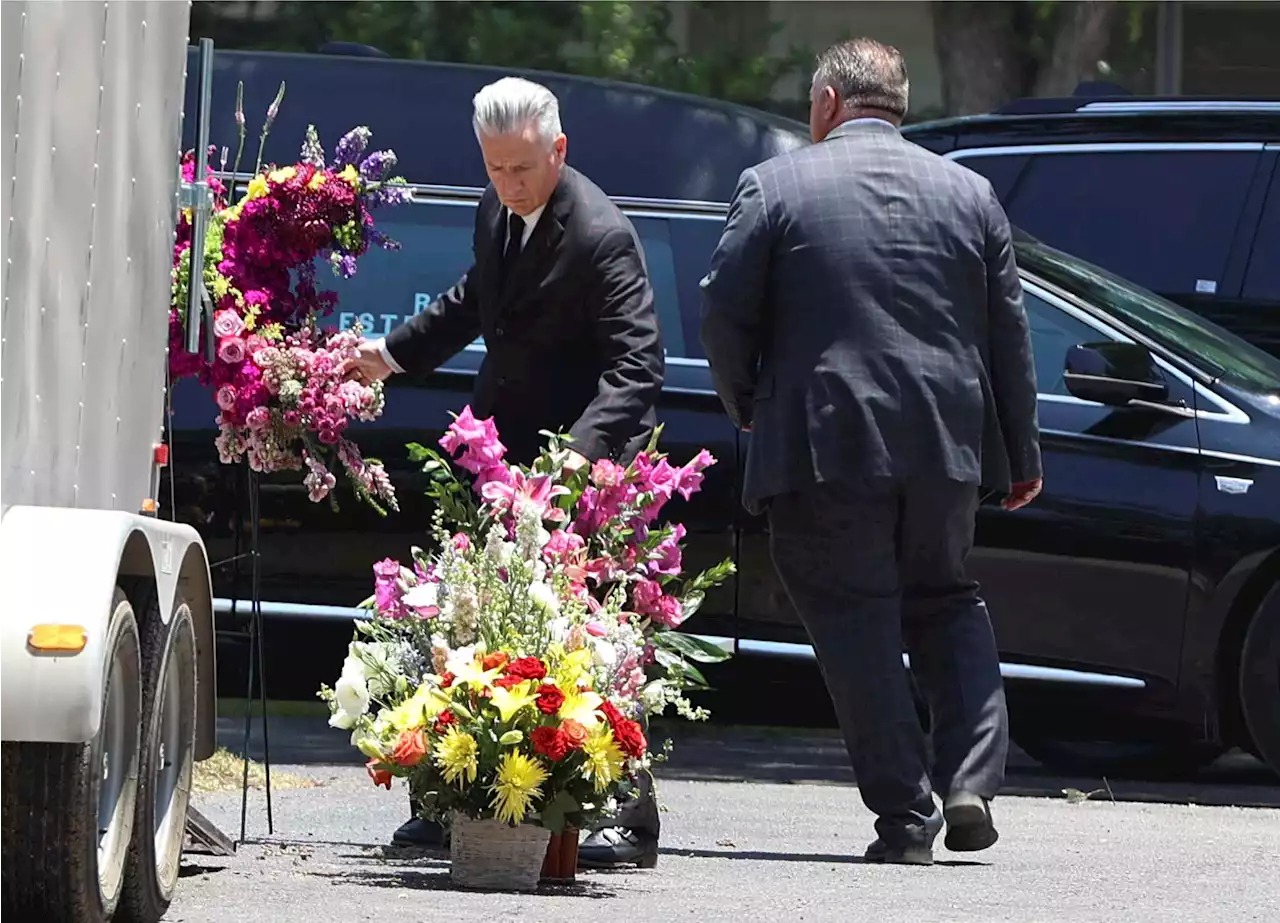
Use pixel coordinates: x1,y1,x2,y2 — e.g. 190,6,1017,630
903,95,1280,356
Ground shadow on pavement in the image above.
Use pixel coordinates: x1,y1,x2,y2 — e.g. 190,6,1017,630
217,714,1280,809
303,866,622,899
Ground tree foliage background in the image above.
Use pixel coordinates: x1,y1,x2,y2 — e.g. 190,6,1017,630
191,1,1155,121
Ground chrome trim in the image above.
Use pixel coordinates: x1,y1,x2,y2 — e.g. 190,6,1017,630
946,141,1267,159
212,599,1147,689
1078,101,1280,114
1040,427,1280,467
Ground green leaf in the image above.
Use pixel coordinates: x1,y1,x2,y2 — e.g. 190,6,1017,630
539,791,580,834
655,630,732,663
498,730,523,745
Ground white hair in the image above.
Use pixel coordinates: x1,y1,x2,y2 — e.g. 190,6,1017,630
472,77,563,145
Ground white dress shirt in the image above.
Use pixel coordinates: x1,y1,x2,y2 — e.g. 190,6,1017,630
374,204,545,374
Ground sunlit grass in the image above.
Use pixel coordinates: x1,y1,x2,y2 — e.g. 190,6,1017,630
193,747,317,793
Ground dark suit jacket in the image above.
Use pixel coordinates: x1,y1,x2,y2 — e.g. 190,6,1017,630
384,165,665,465
699,120,1041,513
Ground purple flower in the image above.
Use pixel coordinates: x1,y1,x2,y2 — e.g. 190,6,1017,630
359,150,397,182
334,127,372,168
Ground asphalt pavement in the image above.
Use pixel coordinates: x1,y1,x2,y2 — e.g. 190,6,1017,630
166,717,1280,923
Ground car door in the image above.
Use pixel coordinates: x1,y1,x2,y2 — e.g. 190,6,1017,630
969,279,1202,696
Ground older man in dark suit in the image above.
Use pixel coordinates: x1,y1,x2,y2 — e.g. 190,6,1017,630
344,76,665,866
699,38,1042,865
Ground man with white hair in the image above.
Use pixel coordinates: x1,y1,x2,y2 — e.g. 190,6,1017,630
343,76,666,868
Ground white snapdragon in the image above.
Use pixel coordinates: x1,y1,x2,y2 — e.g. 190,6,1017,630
528,581,560,616
329,654,371,729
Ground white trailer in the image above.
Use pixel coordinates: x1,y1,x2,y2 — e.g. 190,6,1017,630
1,3,219,922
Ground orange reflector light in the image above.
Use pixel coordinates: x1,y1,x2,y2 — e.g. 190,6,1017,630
153,443,170,466
141,498,158,514
28,624,88,653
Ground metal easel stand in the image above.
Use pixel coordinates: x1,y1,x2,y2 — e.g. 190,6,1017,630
213,460,275,842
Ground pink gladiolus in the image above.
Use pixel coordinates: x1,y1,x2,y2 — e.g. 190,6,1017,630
439,406,506,471
631,578,664,616
676,449,717,500
649,523,686,576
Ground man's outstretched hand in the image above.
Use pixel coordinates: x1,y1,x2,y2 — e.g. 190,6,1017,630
341,340,394,387
1003,478,1043,511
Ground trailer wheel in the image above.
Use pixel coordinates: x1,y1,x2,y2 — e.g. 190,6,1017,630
118,600,198,923
1,589,143,923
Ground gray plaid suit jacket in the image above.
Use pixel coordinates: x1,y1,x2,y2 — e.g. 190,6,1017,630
699,119,1042,513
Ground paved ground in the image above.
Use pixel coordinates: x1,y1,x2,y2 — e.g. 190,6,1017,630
167,718,1280,923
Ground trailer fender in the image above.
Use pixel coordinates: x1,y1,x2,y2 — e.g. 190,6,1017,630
0,505,216,749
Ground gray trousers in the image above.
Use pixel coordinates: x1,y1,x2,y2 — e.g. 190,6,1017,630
767,477,1009,849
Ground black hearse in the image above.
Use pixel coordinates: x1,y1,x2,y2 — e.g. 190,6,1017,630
169,50,1280,780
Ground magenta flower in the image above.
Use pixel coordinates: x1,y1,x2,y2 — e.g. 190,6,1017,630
439,406,507,475
372,558,406,619
631,578,664,615
480,468,569,522
543,529,584,561
649,523,686,576
676,449,717,500
215,385,237,411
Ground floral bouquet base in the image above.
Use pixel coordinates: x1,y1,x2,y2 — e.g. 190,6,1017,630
449,812,552,892
539,826,580,884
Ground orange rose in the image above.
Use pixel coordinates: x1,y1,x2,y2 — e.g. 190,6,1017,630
389,728,428,768
366,758,393,789
559,718,589,750
482,651,510,671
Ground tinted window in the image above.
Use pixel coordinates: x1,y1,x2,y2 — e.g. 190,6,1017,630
1243,167,1280,302
668,217,728,359
1022,290,1107,396
320,201,689,357
956,153,1030,200
989,149,1261,298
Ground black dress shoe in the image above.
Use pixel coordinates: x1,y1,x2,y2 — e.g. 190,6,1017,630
943,791,999,852
863,838,933,866
391,816,448,848
577,827,659,869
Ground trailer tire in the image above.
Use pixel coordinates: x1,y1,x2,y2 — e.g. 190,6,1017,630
118,599,198,923
1,589,143,923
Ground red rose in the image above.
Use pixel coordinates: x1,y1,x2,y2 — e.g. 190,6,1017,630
611,718,647,759
366,758,393,790
560,718,589,750
506,656,548,681
598,700,625,727
531,726,570,762
535,684,565,715
439,671,456,688
493,675,525,690
432,709,456,734
389,728,428,768
482,651,510,671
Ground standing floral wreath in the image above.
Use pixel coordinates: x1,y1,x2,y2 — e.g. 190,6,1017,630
170,81,409,512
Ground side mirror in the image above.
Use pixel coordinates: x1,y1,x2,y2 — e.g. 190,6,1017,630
1064,342,1170,408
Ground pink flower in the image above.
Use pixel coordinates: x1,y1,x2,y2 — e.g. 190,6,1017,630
213,309,245,338
215,385,237,411
542,529,584,560
480,468,569,522
245,407,271,430
439,406,506,474
590,458,628,489
373,558,406,619
217,336,246,365
676,449,717,500
631,578,663,614
649,524,686,576
452,532,471,553
652,594,685,628
584,621,608,638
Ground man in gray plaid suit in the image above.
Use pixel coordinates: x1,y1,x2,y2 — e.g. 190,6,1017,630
699,37,1043,865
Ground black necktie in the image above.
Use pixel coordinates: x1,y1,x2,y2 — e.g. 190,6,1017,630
502,211,525,279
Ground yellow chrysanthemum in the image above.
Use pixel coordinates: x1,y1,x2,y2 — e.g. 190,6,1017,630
267,166,297,184
489,751,548,825
245,175,269,200
434,727,479,788
338,164,360,186
490,682,537,723
308,171,327,190
558,689,603,727
581,723,625,793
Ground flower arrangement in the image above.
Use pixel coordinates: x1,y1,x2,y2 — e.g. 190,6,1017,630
320,408,735,835
170,81,410,512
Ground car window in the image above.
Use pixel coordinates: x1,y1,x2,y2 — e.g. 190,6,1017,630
319,200,690,358
992,149,1261,299
1242,166,1280,302
667,217,728,360
956,153,1030,200
1022,289,1109,396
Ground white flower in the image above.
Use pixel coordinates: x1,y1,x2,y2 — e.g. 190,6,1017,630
445,645,476,677
528,582,560,615
333,670,370,725
547,617,570,644
591,637,617,668
328,709,356,730
402,581,439,613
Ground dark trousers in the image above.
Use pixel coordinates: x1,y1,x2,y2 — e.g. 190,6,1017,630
767,477,1009,849
605,750,660,840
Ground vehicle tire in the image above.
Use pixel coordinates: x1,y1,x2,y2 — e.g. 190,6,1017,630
1012,734,1224,780
0,589,143,923
118,599,199,923
1238,581,1280,778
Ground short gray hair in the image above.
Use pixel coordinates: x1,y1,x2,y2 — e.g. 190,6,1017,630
812,38,909,118
472,77,563,144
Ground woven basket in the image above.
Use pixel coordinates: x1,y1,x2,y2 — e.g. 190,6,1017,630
449,813,552,892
